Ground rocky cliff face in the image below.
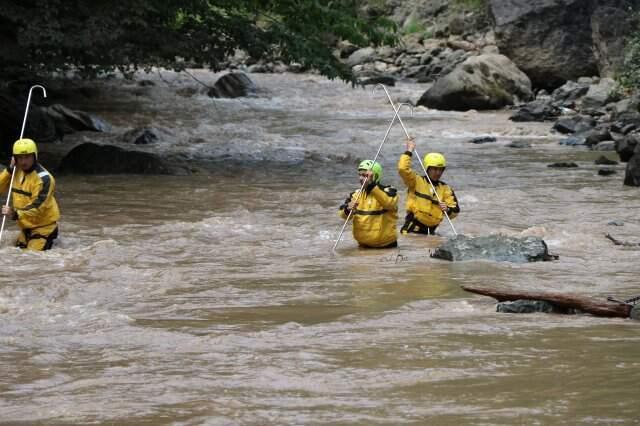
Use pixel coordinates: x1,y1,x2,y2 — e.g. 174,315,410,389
373,0,638,90
488,0,639,89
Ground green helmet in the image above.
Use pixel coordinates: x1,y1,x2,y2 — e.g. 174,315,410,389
358,160,383,183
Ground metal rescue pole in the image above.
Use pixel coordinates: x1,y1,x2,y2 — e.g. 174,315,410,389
376,84,457,236
0,85,47,245
332,101,413,252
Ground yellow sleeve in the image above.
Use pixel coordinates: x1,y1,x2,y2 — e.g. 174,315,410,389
397,152,417,190
0,168,11,194
370,185,398,211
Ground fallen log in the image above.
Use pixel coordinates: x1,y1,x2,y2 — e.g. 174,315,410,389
461,285,632,318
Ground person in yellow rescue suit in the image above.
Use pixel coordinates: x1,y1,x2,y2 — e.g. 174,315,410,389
398,137,459,235
339,160,399,248
0,138,60,250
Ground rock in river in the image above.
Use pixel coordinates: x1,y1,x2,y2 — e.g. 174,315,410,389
431,234,558,262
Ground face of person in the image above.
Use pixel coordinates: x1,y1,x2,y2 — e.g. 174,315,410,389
427,166,445,181
15,154,35,171
358,170,371,186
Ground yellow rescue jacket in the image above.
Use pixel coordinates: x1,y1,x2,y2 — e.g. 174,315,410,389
339,183,398,248
0,164,60,231
398,152,459,227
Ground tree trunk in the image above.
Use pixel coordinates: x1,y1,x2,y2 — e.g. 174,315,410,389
461,285,632,318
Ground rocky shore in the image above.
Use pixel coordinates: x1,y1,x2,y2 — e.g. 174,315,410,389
1,0,639,185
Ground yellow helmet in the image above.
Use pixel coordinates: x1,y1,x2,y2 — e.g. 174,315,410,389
423,152,446,168
13,138,38,157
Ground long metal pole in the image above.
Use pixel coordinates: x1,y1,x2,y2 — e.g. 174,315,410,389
0,85,47,245
376,84,457,235
332,101,413,252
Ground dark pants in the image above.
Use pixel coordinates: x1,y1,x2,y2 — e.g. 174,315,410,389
400,213,437,235
17,225,58,251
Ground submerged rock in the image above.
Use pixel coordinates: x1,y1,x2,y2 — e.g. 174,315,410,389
431,234,557,262
469,136,497,144
548,162,578,168
631,305,640,321
58,143,189,175
207,72,257,98
497,299,574,314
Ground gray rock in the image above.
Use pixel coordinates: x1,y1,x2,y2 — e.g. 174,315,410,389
488,0,597,89
507,141,531,148
598,168,616,176
509,99,560,122
497,299,572,314
431,234,558,262
581,78,620,110
615,132,640,162
593,141,616,151
592,5,635,77
58,143,188,175
359,75,396,87
595,155,618,165
548,162,578,168
631,305,640,321
607,220,624,226
346,47,377,67
469,136,497,144
417,53,532,111
46,104,110,134
624,153,640,187
551,80,590,106
207,72,257,98
559,136,587,146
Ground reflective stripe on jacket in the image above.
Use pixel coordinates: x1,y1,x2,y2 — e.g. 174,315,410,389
339,183,398,248
0,164,60,230
398,152,459,227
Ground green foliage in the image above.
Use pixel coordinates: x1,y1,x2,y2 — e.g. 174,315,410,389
402,19,425,36
0,0,397,83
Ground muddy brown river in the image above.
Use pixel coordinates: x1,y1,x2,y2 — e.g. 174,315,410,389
0,72,638,424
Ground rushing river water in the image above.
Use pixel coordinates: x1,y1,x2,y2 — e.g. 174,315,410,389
0,72,639,424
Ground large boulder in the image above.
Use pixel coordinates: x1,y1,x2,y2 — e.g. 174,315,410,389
488,0,597,89
615,132,640,162
45,104,110,135
58,143,188,175
489,0,639,89
431,234,557,262
580,77,620,110
624,151,640,186
207,72,257,98
417,53,532,110
0,93,57,154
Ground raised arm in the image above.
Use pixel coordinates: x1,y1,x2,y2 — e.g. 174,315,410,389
397,138,417,190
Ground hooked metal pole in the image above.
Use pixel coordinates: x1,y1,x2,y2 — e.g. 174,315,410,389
376,84,457,235
332,101,413,252
0,85,47,246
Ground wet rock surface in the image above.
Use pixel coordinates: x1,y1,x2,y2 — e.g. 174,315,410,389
58,142,189,175
432,234,557,262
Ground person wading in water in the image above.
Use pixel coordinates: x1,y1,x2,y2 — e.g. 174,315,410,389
398,137,459,235
339,160,399,248
0,138,60,250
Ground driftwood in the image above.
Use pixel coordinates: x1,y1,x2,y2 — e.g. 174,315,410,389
462,285,632,318
605,233,640,247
